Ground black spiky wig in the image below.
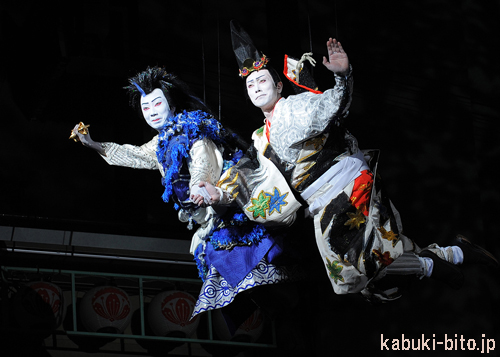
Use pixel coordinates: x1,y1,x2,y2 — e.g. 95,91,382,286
125,66,249,152
124,66,213,117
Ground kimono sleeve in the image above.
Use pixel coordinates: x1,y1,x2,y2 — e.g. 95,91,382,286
99,135,159,171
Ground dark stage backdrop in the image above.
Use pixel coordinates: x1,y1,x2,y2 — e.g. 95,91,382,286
1,1,499,356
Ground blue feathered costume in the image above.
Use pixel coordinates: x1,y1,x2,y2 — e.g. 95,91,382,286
97,68,300,319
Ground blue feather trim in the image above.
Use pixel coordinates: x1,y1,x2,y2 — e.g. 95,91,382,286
209,212,270,250
222,149,244,172
193,243,209,281
156,110,225,203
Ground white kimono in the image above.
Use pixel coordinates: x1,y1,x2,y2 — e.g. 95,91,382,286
100,136,224,255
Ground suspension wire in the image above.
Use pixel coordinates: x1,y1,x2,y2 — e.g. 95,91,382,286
217,0,222,120
201,0,206,104
306,0,313,77
307,0,313,53
334,0,338,38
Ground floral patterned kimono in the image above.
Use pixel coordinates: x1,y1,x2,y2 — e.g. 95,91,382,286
217,68,419,302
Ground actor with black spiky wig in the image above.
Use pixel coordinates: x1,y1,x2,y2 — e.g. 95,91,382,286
72,65,228,211
124,66,213,117
70,66,303,327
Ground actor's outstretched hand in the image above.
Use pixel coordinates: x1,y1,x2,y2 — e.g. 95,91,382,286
322,38,349,75
71,123,105,155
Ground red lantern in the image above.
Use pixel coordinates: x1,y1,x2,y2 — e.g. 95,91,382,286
198,307,266,357
232,308,264,343
79,286,132,334
147,290,199,338
211,307,265,342
11,281,65,336
28,281,65,327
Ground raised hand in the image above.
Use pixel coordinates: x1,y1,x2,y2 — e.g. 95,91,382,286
322,38,349,75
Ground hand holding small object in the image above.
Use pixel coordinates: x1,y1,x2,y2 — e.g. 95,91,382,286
69,122,106,155
69,122,90,141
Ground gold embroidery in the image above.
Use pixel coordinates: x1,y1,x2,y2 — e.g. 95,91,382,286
218,170,239,188
344,209,366,230
294,173,310,189
304,136,325,151
217,167,234,187
297,151,318,164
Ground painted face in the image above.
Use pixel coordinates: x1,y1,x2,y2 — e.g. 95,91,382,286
140,88,173,130
246,69,281,112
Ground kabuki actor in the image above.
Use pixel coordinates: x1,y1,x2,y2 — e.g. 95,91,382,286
71,67,302,322
192,21,498,303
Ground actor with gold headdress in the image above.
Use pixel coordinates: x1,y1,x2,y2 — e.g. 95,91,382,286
192,21,498,303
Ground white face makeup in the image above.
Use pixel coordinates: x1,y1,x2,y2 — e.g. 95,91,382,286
140,88,173,130
246,69,281,113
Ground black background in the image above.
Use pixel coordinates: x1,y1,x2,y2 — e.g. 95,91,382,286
1,0,499,356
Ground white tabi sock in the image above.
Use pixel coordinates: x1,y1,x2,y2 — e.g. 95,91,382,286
424,244,464,265
418,257,434,278
438,246,464,265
